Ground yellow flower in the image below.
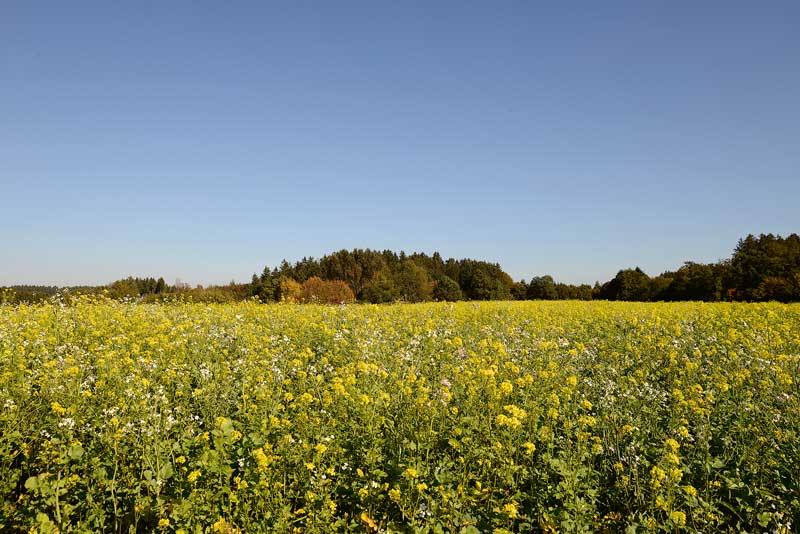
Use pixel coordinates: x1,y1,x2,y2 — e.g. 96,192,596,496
253,448,273,471
566,375,578,387
187,469,201,483
360,512,378,530
670,510,687,527
158,518,170,528
522,441,537,455
650,466,666,489
504,404,526,419
495,413,522,429
502,501,519,518
215,416,230,429
578,415,597,427
212,518,231,533
403,467,418,479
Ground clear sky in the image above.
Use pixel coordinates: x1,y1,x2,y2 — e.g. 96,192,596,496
2,1,798,286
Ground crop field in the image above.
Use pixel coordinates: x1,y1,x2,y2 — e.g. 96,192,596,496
1,299,798,533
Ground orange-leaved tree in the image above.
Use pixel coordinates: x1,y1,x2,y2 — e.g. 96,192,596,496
300,277,355,304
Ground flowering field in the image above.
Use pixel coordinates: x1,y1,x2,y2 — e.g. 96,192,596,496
1,299,798,533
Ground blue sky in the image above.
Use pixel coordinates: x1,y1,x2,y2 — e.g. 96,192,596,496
2,1,798,286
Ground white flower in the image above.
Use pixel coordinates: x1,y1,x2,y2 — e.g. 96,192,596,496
59,417,76,429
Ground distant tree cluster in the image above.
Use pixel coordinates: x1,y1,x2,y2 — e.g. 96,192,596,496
249,250,512,303
524,276,593,301
0,286,61,304
2,233,798,304
107,277,167,298
594,234,800,302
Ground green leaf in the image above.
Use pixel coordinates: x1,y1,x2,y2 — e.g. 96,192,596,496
68,443,85,460
159,463,174,480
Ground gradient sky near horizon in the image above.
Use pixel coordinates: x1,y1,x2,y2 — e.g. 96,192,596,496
2,1,798,287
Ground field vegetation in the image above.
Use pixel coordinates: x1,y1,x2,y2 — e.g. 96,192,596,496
1,299,798,532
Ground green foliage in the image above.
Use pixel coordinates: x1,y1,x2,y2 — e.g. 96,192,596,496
432,275,463,302
597,268,653,301
527,276,558,300
361,272,401,303
554,283,593,300
457,260,513,300
393,261,434,303
657,262,724,301
730,233,800,301
249,267,278,302
107,276,168,298
510,280,528,301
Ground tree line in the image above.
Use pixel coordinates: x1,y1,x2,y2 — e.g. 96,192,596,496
247,234,800,303
2,233,798,304
594,233,800,302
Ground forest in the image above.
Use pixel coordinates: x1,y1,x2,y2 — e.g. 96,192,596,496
3,233,799,304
